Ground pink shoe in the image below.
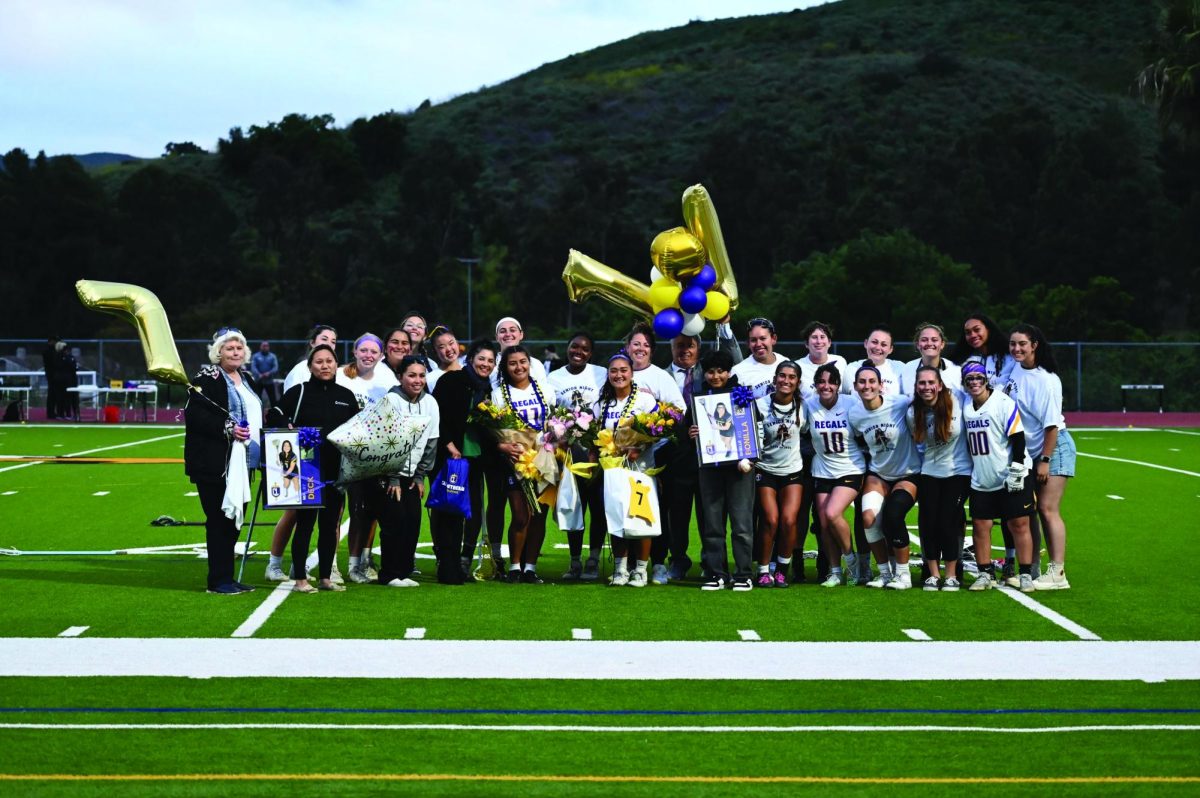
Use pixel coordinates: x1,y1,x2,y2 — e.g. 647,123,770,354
773,571,789,589
756,573,774,588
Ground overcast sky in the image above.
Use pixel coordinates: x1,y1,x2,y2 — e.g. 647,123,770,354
1,0,830,158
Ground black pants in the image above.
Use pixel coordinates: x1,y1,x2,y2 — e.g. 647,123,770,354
197,479,242,590
917,474,970,562
654,469,699,569
358,479,422,584
291,494,345,581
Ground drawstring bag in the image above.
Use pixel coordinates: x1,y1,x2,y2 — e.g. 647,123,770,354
426,458,472,518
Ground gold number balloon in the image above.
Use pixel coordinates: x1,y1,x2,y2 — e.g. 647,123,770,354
561,250,654,318
681,184,739,311
75,280,189,385
649,227,707,282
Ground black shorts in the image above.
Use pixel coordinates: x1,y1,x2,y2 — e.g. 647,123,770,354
969,482,1036,521
867,472,919,491
755,469,803,490
813,473,864,495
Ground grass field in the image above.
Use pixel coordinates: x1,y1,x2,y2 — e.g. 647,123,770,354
0,423,1198,795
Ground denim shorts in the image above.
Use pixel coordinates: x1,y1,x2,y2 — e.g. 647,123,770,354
1049,428,1076,478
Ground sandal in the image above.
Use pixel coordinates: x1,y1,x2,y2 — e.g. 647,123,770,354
292,582,318,594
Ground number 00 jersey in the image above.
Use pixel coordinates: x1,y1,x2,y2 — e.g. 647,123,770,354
804,394,866,479
848,394,921,481
962,390,1029,491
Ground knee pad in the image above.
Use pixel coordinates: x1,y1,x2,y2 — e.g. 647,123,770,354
882,490,916,550
861,491,885,543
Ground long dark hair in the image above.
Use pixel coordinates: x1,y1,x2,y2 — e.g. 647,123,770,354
1009,322,1059,374
911,365,953,444
499,345,532,386
953,312,1007,374
597,350,633,406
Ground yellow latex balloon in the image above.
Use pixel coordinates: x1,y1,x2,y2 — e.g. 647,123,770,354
75,280,189,385
700,290,730,321
647,278,682,313
649,227,707,282
562,250,653,318
681,185,739,311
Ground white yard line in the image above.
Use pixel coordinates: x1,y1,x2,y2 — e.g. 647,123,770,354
1165,429,1200,437
0,433,185,474
738,630,761,641
57,627,88,638
571,628,592,640
91,491,110,496
1106,495,1125,500
902,629,931,641
2,640,1194,681
1,722,1196,733
996,588,1101,641
404,628,426,640
1077,451,1200,478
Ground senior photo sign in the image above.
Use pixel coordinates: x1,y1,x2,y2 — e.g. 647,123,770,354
693,394,759,467
263,428,323,509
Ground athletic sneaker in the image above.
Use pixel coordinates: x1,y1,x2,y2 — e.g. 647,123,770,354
731,577,753,592
651,564,669,585
886,571,912,590
520,570,544,585
1019,573,1036,593
264,564,287,582
866,571,891,588
385,577,419,588
856,568,874,587
364,562,379,581
610,569,630,587
922,576,940,592
329,564,344,586
700,576,727,591
348,565,372,584
1002,561,1020,588
506,569,522,584
628,568,648,588
581,557,600,582
773,571,789,589
820,573,842,588
969,572,994,591
667,560,691,581
206,582,244,595
562,562,583,581
941,577,961,592
1033,562,1070,591
756,573,774,588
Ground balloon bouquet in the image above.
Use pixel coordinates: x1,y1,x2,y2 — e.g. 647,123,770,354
562,184,740,338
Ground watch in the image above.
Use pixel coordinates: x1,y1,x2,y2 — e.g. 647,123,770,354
1038,455,1051,464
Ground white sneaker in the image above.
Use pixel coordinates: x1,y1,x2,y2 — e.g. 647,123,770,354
348,565,372,584
922,576,940,592
364,563,379,581
820,573,842,588
969,572,994,591
1033,562,1070,590
886,571,912,590
264,564,288,582
329,564,344,586
610,569,630,587
628,568,647,588
1019,573,1036,593
385,577,419,587
650,564,669,585
941,577,961,592
866,571,891,588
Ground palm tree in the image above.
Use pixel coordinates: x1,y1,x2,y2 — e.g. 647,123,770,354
1138,0,1200,145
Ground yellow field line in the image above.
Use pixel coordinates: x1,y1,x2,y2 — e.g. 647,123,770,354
0,774,1197,784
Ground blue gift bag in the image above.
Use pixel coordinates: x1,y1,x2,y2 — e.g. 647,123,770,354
425,458,472,518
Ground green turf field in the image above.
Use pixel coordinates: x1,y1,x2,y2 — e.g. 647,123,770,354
1,423,1197,794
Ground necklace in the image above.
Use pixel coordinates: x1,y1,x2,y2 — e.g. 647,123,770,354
604,382,639,428
502,378,548,431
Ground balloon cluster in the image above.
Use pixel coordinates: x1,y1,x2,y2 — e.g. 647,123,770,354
646,227,732,340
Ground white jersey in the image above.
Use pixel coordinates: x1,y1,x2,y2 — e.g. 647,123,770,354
841,358,905,397
385,390,440,478
283,359,310,392
336,367,399,410
755,394,806,476
804,394,866,479
796,354,848,400
898,357,961,397
963,389,1028,491
849,394,921,481
491,377,556,432
547,364,607,413
1004,365,1066,460
490,356,548,390
591,388,659,431
632,363,684,408
908,392,971,478
731,353,792,400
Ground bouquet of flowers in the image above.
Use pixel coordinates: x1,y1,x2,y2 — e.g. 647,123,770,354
470,400,556,513
543,405,598,454
597,402,684,470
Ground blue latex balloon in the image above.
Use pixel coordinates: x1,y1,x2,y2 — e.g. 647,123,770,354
653,308,685,340
692,263,717,291
678,285,708,314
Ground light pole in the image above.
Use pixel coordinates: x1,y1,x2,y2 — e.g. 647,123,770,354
456,257,479,340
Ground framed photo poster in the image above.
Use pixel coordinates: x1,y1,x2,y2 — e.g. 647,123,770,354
693,394,759,467
262,428,323,509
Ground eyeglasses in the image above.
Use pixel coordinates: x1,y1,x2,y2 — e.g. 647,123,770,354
748,317,776,334
215,326,242,337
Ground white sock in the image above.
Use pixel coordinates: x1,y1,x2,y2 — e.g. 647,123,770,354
268,554,282,568
348,555,360,571
758,565,770,574
634,559,647,573
777,555,792,566
509,564,521,572
830,566,842,577
615,560,629,575
524,563,536,572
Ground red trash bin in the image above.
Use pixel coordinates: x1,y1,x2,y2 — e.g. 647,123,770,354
103,405,120,423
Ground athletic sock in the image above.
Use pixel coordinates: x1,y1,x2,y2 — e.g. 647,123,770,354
268,554,283,568
1006,548,1017,562
758,565,770,574
777,555,792,566
1019,563,1032,575
830,566,843,577
523,563,536,572
982,562,995,577
348,555,360,572
634,559,648,573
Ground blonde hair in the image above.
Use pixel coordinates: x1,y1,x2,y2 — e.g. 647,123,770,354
207,330,247,364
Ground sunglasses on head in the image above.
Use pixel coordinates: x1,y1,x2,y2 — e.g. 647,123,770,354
216,326,242,337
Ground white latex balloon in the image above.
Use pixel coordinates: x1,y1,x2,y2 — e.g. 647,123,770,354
649,266,664,284
681,312,706,336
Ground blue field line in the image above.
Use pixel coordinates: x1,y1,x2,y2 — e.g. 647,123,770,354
1,707,1197,717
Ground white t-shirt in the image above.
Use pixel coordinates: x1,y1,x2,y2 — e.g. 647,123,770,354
797,354,848,400
282,359,310,392
804,394,866,479
233,380,263,469
848,394,920,481
963,389,1028,492
336,367,400,410
731,353,792,400
385,390,440,478
841,358,905,397
592,390,659,431
1003,366,1065,460
755,394,805,476
547,364,607,413
490,357,548,389
491,378,556,431
908,391,971,478
899,357,961,397
633,363,684,407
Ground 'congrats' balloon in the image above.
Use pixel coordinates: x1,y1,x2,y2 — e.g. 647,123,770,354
327,393,430,484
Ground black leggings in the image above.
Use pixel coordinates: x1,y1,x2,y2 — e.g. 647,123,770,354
197,479,240,590
291,495,345,581
355,479,423,583
917,474,970,562
429,457,485,580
